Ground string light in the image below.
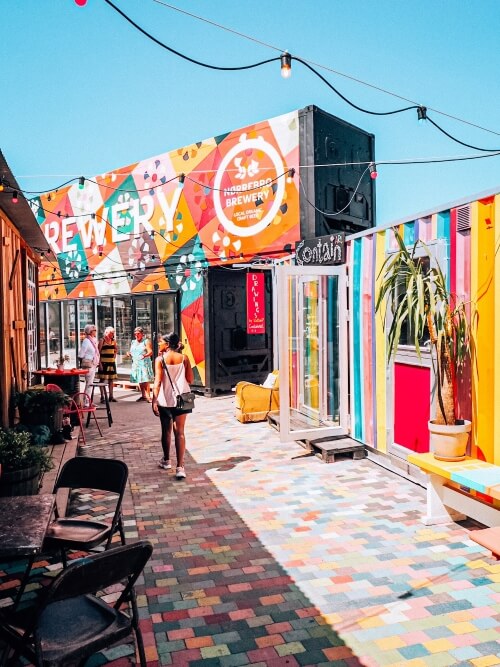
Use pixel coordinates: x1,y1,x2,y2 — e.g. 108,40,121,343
12,190,18,203
78,176,85,189
417,106,427,123
100,0,500,152
286,167,296,183
178,173,185,188
0,178,5,192
369,163,378,179
280,52,292,79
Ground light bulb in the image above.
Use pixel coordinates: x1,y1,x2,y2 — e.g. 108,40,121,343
369,163,378,180
280,52,292,79
417,106,427,124
286,168,296,183
12,190,18,203
78,176,85,189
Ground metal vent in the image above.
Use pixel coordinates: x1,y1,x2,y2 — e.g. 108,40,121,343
456,205,471,233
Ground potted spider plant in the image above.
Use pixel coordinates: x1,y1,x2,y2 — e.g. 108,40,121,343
375,230,472,461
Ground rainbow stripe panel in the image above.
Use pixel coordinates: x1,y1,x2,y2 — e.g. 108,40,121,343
350,193,500,466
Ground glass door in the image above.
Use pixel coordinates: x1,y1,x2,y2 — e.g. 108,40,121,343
277,265,348,442
131,293,179,357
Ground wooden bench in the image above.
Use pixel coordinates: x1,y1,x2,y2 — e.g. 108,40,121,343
469,527,500,559
408,453,500,528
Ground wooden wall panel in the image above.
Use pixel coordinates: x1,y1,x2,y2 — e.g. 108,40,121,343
0,213,30,427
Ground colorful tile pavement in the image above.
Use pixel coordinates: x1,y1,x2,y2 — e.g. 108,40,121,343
1,391,499,666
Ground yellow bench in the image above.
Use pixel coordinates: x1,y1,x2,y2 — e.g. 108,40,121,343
408,452,500,528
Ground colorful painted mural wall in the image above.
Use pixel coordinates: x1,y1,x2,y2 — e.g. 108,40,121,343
349,191,500,466
34,111,300,384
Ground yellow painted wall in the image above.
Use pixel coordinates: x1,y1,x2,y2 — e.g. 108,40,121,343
471,199,496,463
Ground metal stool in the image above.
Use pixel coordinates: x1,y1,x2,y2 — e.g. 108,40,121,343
87,382,113,428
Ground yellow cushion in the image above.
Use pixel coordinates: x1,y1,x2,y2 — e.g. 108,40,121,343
234,373,279,423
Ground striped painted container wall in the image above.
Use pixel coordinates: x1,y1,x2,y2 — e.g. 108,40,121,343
347,190,500,466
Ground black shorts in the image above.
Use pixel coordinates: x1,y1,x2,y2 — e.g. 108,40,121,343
158,405,192,420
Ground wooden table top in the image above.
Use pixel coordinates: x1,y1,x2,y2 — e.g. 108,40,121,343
0,494,56,556
34,369,89,376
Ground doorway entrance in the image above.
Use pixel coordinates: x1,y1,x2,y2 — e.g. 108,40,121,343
131,293,179,357
277,265,348,442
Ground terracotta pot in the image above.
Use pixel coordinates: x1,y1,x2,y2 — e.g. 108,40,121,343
428,419,471,462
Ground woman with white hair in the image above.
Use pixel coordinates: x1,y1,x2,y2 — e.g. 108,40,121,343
78,324,100,395
97,326,118,402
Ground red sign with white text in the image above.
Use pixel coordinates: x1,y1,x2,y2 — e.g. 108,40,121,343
246,273,265,334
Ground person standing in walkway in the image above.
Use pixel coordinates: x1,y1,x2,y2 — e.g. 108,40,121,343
97,326,118,402
152,332,194,479
128,326,154,402
78,324,100,396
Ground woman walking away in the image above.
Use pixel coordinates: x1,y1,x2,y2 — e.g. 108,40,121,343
128,327,154,401
152,332,194,479
78,324,100,396
98,326,118,402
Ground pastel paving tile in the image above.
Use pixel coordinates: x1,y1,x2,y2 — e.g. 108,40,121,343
2,394,498,666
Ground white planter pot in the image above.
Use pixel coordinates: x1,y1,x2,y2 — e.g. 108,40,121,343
428,419,471,462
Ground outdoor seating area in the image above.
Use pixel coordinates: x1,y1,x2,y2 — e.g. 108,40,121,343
1,394,499,666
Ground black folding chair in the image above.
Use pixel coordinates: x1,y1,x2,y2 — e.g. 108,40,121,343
43,456,128,567
0,540,153,667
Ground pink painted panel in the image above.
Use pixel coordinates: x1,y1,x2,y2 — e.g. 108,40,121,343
394,363,431,453
362,237,374,444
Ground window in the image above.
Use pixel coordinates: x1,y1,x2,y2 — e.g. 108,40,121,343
396,255,431,348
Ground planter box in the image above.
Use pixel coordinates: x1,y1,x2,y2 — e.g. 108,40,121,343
0,463,41,497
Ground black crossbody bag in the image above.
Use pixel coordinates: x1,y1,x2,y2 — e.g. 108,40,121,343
161,356,195,411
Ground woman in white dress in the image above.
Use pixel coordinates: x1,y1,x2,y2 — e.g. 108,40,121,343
78,324,100,396
152,332,194,479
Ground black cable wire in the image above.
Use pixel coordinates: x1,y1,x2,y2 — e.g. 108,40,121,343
100,1,500,155
294,57,418,116
426,115,500,153
103,0,279,71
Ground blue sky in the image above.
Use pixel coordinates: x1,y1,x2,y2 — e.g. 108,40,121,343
2,0,500,224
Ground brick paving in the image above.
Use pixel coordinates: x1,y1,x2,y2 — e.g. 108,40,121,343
1,390,499,666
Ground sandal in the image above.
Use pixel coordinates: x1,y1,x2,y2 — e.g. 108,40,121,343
136,397,147,402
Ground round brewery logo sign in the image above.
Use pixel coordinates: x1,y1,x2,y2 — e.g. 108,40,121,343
213,133,285,238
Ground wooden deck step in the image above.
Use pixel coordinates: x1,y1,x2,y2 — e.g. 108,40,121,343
302,436,366,463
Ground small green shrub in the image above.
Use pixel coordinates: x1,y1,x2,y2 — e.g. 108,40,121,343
0,428,53,473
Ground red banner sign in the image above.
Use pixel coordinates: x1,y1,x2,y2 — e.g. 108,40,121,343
246,273,265,334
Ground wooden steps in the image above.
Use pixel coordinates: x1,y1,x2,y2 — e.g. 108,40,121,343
302,436,366,463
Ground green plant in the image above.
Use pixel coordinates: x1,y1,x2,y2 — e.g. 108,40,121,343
375,230,471,426
0,428,53,473
14,388,71,424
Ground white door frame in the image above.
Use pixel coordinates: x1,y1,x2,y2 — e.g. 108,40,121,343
277,265,348,442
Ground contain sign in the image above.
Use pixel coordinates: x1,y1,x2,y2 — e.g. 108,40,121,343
295,233,345,266
246,273,265,334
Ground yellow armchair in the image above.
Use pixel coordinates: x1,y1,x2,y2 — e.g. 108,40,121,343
234,371,279,423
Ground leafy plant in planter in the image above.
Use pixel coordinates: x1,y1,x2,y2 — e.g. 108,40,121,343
15,388,71,431
375,230,473,460
0,428,53,496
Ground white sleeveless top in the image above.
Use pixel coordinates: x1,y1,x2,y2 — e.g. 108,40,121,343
157,356,191,408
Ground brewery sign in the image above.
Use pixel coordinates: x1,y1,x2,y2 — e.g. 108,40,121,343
295,233,345,266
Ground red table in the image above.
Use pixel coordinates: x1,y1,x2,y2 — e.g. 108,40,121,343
33,369,88,395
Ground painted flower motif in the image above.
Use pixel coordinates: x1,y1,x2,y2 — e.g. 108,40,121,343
64,249,83,279
175,254,202,292
116,193,133,223
143,159,168,196
128,237,150,270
